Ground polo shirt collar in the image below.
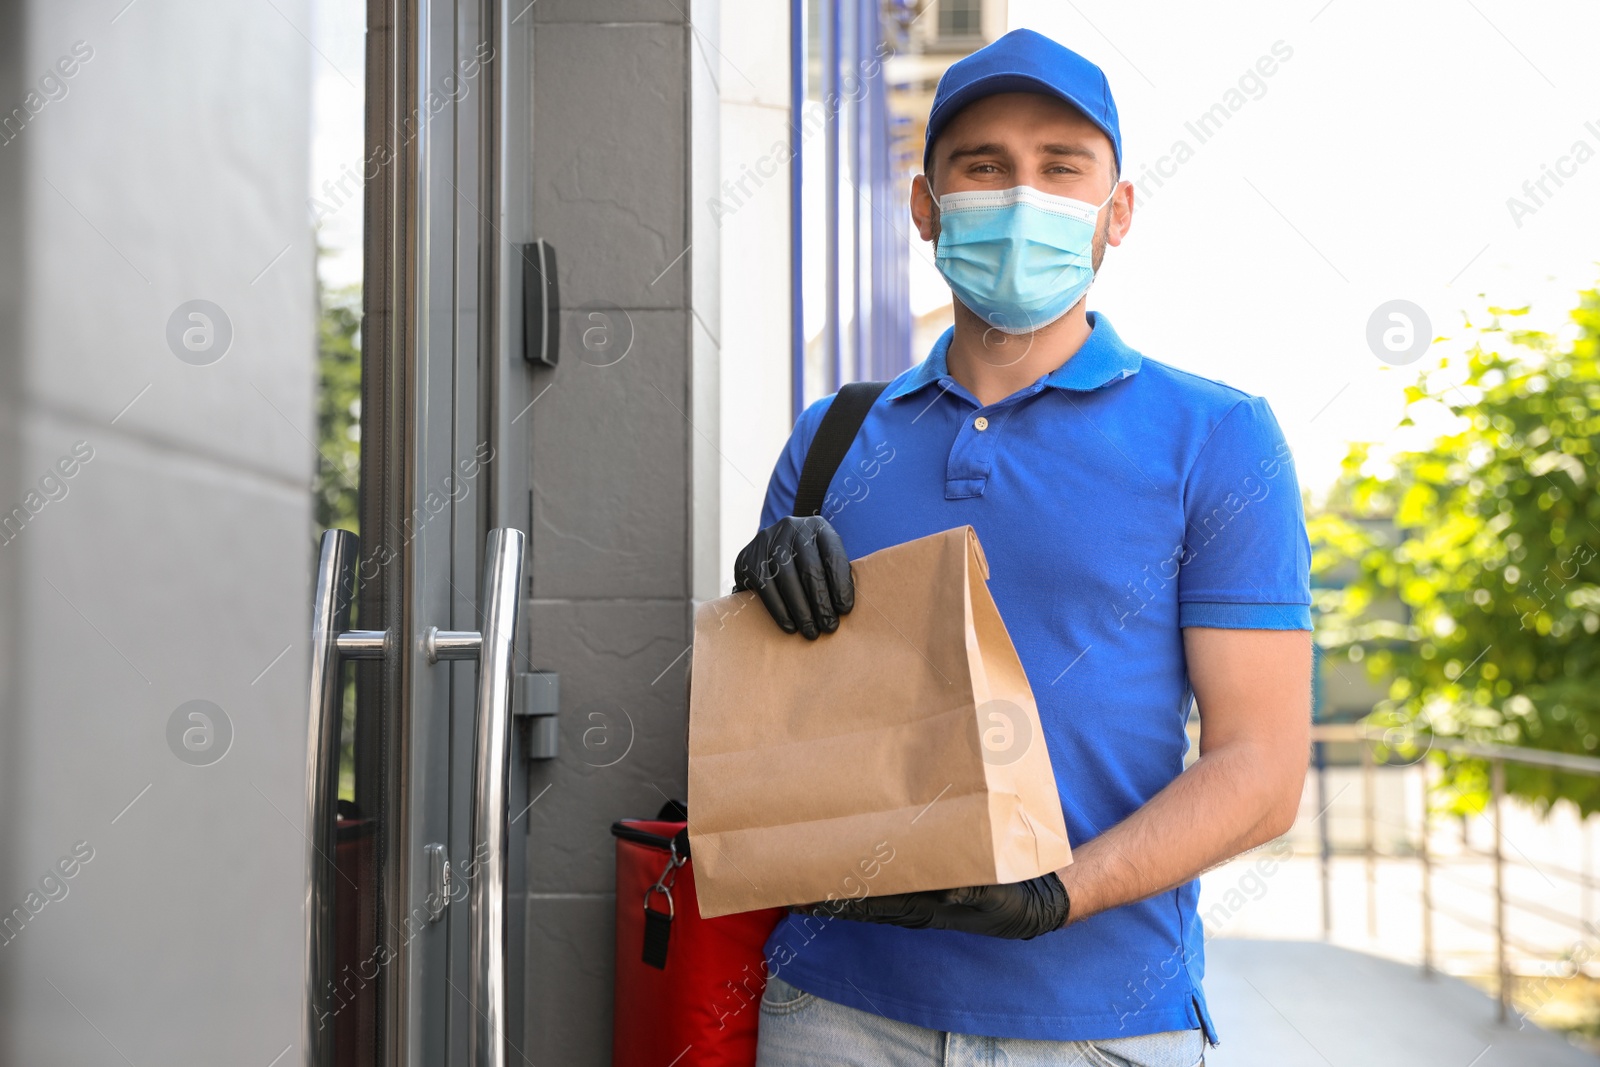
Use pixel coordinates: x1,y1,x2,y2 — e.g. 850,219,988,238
885,311,1142,402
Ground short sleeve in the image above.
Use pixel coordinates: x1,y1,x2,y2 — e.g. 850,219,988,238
1177,396,1312,630
756,393,837,530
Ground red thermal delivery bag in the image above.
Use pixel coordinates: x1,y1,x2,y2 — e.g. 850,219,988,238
611,802,784,1067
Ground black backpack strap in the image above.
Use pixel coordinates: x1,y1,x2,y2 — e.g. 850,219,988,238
792,381,889,518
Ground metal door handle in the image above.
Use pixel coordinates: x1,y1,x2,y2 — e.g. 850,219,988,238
301,528,523,1067
460,527,525,1067
303,530,383,1067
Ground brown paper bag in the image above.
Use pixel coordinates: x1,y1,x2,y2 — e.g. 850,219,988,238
686,525,1071,919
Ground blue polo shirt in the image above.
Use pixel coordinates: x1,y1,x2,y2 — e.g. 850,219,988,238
754,312,1311,1044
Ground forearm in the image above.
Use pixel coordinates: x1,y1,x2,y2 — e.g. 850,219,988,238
1055,736,1305,923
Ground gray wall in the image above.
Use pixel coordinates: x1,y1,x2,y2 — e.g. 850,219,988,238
511,0,802,1055
508,0,752,1062
515,0,724,1061
0,1,315,1063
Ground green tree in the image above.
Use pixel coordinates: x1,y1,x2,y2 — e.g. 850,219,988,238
316,279,362,803
1312,284,1600,815
316,282,362,535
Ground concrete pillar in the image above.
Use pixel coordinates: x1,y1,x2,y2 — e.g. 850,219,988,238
0,0,315,1063
516,0,793,1059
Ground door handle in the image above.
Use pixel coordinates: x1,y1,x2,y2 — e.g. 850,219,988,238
303,530,383,1067
302,527,523,1067
458,527,525,1067
422,530,526,1067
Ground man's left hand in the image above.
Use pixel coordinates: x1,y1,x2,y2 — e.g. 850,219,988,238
800,873,1069,940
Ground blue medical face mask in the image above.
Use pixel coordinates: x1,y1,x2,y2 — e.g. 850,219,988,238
932,182,1117,334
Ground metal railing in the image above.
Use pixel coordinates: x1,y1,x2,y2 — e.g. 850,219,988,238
1308,723,1600,1024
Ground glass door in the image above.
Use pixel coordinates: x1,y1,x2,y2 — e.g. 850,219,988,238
304,1,533,1065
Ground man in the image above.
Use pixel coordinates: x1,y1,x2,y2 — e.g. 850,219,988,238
732,27,1312,1067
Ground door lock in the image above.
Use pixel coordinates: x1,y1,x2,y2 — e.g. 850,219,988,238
424,843,451,923
515,671,559,760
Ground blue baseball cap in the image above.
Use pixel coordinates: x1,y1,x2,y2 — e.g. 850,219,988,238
923,28,1122,178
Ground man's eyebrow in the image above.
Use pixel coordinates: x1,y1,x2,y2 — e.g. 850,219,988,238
943,141,1099,163
944,142,1008,162
1039,142,1097,161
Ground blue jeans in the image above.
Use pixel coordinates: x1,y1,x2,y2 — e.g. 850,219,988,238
756,977,1205,1067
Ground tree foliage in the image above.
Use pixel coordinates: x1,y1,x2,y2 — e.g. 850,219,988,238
316,282,362,535
315,279,362,802
1311,284,1600,815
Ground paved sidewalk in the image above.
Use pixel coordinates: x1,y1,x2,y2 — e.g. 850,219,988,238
1204,940,1597,1067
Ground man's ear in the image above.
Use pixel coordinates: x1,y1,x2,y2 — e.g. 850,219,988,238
1105,179,1134,249
910,173,939,244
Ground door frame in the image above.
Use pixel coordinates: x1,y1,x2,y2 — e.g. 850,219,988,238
354,0,529,1063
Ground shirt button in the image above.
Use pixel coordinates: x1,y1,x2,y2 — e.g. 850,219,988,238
974,416,989,431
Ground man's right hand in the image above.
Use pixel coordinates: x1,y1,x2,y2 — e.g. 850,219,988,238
732,516,854,640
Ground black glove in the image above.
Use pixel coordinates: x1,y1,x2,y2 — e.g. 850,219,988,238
799,873,1069,941
732,515,854,640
